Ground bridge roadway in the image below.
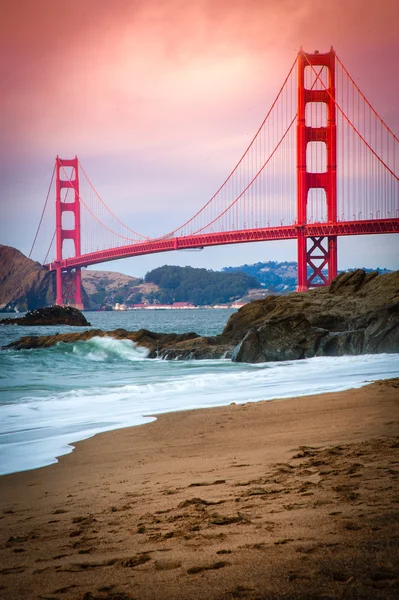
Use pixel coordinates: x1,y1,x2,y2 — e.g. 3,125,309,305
47,219,399,271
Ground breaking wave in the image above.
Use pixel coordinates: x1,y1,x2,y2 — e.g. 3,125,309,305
67,336,150,362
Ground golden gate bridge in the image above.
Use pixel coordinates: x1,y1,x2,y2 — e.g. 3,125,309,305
30,48,399,308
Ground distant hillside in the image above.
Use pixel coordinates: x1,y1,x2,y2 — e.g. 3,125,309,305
81,265,260,308
144,265,260,306
223,261,392,293
81,270,159,309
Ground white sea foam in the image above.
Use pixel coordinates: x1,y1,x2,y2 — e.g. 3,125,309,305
70,336,150,361
1,351,398,476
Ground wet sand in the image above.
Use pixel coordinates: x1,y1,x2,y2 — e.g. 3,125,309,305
0,379,398,600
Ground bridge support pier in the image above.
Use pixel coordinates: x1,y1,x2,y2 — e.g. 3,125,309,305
55,157,84,310
55,267,83,310
297,48,338,291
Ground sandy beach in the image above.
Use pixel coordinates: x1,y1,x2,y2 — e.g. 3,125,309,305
0,379,398,600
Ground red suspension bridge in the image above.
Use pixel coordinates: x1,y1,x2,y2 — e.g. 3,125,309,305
31,48,399,309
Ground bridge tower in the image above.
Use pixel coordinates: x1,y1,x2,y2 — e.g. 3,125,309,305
55,156,83,309
297,48,337,291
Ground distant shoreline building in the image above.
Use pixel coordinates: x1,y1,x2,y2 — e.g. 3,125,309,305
113,301,246,310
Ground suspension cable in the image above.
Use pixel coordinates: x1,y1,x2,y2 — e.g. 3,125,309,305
187,62,324,236
59,164,146,243
43,230,56,265
78,160,150,239
65,58,298,246
159,56,298,239
335,53,399,143
29,164,55,258
191,115,297,235
302,51,399,182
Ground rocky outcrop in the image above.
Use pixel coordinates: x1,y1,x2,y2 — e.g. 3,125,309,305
4,326,230,358
153,269,399,361
230,270,399,362
124,329,200,357
157,335,233,360
232,303,399,363
4,327,199,353
4,270,399,362
0,306,91,327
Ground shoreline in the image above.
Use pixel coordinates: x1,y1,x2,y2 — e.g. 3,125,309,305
0,379,374,478
2,352,398,477
0,380,398,599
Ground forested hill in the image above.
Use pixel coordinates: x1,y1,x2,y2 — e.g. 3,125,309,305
144,265,260,305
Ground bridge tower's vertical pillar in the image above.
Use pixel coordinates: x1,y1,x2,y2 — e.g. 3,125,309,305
296,48,337,292
55,156,83,310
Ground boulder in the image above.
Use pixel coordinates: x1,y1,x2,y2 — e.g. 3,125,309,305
0,306,91,327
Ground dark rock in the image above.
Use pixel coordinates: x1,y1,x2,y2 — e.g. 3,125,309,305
4,329,104,350
127,329,200,357
327,269,379,294
314,303,399,358
231,270,399,363
156,335,233,360
232,316,329,363
3,327,199,352
0,306,91,327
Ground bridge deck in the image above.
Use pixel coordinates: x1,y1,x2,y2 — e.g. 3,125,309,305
47,219,399,270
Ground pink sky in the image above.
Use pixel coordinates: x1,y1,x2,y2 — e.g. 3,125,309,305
1,0,398,276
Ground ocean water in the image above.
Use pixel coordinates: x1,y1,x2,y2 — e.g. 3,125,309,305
0,309,398,476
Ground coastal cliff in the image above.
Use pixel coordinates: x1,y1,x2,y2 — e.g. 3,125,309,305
0,245,56,311
0,245,91,311
5,270,399,361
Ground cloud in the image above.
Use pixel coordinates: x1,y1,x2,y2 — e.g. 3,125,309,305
2,0,398,160
1,0,398,273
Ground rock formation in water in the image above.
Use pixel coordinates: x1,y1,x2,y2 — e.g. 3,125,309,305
0,306,91,327
4,270,399,362
5,328,198,351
